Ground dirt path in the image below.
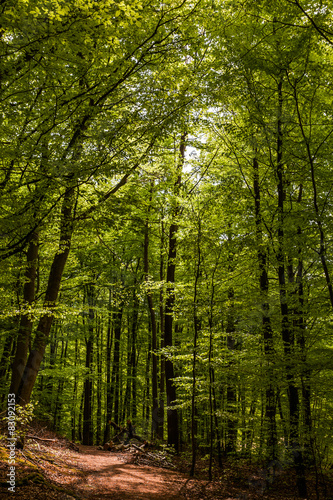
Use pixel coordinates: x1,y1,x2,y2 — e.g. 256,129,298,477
63,446,192,500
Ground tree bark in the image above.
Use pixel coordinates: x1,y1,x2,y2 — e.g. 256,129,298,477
111,306,123,425
17,186,75,406
158,213,166,440
276,79,307,498
253,156,277,460
10,230,39,396
96,316,103,445
83,282,95,446
190,219,201,476
225,232,238,456
163,132,186,453
71,337,79,442
143,182,159,439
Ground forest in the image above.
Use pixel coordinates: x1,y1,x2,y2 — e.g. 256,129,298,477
1,0,333,498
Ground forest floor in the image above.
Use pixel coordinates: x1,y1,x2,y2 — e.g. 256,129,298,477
0,426,332,499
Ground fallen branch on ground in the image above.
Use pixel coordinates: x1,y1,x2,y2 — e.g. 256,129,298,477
26,435,57,442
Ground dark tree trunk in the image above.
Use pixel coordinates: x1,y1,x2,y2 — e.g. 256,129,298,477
208,254,223,473
253,157,277,460
71,337,79,442
158,214,165,440
53,339,67,432
293,85,333,310
163,133,186,453
82,338,93,445
104,288,113,444
164,221,179,451
17,186,75,406
143,183,159,439
190,220,201,477
276,80,307,498
83,283,95,446
96,317,103,445
122,283,139,423
144,330,151,430
225,289,237,455
130,300,138,421
10,231,39,396
111,306,123,425
225,234,238,456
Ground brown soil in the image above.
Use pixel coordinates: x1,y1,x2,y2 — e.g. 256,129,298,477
62,445,189,499
0,434,332,499
0,441,227,500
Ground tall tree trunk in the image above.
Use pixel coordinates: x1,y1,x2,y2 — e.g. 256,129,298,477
104,288,113,444
293,85,333,310
82,338,93,446
53,339,67,431
294,86,325,467
144,329,152,432
164,214,179,452
143,183,159,439
163,132,186,453
111,306,123,425
253,156,277,460
225,234,238,456
71,337,79,442
190,218,201,477
276,79,307,498
96,316,103,445
17,186,75,406
83,283,95,446
130,300,138,422
207,254,223,475
9,231,39,396
158,213,165,440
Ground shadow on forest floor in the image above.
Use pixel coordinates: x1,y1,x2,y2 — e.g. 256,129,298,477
0,428,332,499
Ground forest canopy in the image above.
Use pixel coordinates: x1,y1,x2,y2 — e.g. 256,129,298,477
1,0,333,497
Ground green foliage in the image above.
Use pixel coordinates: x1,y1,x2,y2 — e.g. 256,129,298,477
3,403,37,443
1,3,333,489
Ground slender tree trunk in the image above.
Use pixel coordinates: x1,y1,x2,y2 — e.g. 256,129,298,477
144,329,152,432
53,339,67,431
122,319,132,423
190,218,201,477
143,183,159,439
253,156,277,460
276,79,307,498
211,367,223,469
164,214,179,452
17,186,75,406
158,213,165,440
164,133,186,453
104,288,113,444
79,390,84,443
130,303,138,422
225,308,237,454
96,317,103,445
71,337,79,442
225,237,238,456
83,283,95,446
293,88,324,468
293,85,333,309
83,336,93,445
111,306,123,425
208,351,214,480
